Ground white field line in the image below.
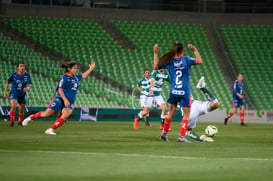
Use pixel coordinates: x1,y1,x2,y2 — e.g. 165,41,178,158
0,149,273,161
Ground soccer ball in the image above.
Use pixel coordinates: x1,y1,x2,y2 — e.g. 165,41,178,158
205,125,219,137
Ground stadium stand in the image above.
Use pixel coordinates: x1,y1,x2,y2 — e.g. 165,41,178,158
221,25,273,110
2,17,233,109
0,32,136,108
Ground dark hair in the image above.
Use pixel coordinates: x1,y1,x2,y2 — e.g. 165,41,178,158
17,62,25,67
144,68,151,73
158,42,184,68
61,60,77,73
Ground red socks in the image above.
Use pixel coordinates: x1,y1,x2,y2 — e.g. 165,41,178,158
163,117,172,133
30,111,42,120
50,117,65,130
10,111,15,123
226,112,233,120
179,119,189,136
18,114,24,124
240,113,245,123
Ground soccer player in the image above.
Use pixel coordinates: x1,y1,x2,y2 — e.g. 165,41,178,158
157,43,202,142
3,62,32,127
224,73,247,126
150,44,171,131
182,76,220,142
22,60,95,135
134,68,152,128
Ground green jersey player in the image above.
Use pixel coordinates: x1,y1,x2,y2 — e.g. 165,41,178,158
134,68,152,129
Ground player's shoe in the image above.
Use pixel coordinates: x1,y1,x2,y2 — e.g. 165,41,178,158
160,125,172,131
18,122,23,127
45,128,57,135
22,115,33,126
200,135,214,142
177,135,191,143
241,122,248,126
224,118,228,125
145,123,152,128
133,117,139,130
10,122,14,127
196,76,206,89
158,132,168,142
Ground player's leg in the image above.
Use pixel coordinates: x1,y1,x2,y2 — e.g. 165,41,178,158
134,97,152,130
159,103,176,141
240,105,247,126
9,99,17,127
177,106,191,143
45,108,72,135
18,103,25,126
186,102,202,141
224,100,238,125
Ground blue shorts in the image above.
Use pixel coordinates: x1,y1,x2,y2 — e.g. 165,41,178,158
48,97,74,112
168,96,191,108
9,93,26,104
233,98,245,108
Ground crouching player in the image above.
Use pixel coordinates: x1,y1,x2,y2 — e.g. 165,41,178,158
181,77,220,142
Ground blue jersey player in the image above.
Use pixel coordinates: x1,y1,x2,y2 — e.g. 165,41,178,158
23,60,96,135
157,43,202,142
225,73,247,126
4,62,32,127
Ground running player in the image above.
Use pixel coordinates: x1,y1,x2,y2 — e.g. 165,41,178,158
3,62,32,127
22,60,95,135
157,43,202,142
134,68,152,128
224,73,247,126
181,76,220,142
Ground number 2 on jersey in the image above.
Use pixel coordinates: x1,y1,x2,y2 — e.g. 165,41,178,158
175,70,183,88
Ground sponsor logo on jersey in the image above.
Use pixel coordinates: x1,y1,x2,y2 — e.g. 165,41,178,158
171,90,185,95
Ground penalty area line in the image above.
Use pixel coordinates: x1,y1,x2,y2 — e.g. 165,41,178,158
0,149,273,162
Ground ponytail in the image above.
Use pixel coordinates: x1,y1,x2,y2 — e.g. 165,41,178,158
158,42,184,69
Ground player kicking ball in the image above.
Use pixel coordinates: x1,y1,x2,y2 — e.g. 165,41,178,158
181,76,220,142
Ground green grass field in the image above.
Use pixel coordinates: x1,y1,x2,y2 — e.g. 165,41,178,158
1,121,273,181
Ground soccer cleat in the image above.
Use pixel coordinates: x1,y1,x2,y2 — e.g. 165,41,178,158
133,117,139,130
224,118,228,125
177,135,191,143
186,130,201,141
159,125,172,131
22,115,33,126
159,132,168,142
196,76,206,89
200,135,214,142
10,122,14,127
241,122,248,126
18,122,23,127
145,123,152,128
45,128,57,135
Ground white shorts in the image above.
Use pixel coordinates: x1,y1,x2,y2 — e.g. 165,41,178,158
181,100,211,129
153,95,165,106
140,95,153,108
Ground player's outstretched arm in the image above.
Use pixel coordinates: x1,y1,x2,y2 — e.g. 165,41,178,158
153,44,159,69
188,44,202,64
82,61,95,79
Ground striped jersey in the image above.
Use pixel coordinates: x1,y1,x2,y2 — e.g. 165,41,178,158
137,77,151,97
150,69,170,96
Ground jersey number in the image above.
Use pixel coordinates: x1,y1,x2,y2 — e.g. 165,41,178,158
175,70,183,86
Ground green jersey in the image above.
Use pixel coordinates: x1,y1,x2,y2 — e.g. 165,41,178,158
137,77,151,96
150,69,170,96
